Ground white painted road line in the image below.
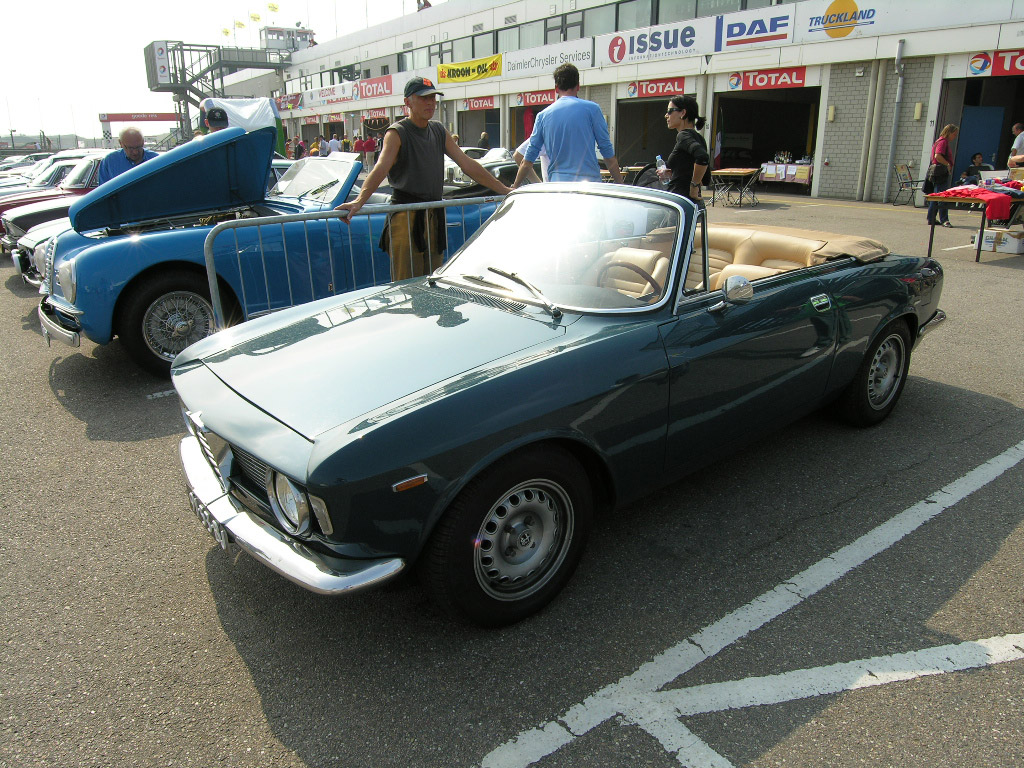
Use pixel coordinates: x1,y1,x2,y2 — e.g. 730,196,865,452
653,633,1024,718
147,389,177,401
478,436,1024,768
941,244,977,251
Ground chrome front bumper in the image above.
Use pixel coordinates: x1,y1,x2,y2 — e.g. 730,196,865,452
179,435,405,595
918,308,946,340
38,297,81,347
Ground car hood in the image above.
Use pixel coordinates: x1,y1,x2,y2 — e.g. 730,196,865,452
175,282,569,440
69,126,276,232
20,217,71,248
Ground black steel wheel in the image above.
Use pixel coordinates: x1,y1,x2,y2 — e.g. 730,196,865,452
837,320,912,427
423,446,592,627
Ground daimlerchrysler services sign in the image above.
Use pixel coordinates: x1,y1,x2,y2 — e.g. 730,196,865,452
504,39,592,79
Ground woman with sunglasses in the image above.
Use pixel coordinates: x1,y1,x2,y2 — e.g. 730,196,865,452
657,95,710,207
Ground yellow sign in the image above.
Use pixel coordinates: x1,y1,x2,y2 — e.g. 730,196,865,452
267,2,279,11
437,54,503,84
235,20,245,28
250,12,261,22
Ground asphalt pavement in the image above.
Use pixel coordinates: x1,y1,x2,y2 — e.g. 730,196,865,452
1,190,1022,768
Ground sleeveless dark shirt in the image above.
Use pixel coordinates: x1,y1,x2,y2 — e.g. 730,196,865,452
387,118,447,202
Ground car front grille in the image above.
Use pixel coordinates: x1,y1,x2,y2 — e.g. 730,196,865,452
231,445,270,490
43,237,57,285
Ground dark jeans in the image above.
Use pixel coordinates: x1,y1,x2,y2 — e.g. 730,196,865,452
927,176,951,223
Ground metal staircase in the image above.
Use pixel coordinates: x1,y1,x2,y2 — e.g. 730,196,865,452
145,41,289,141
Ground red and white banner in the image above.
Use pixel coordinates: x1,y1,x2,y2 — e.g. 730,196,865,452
726,66,807,91
98,112,178,122
362,108,388,119
358,76,393,99
326,113,344,122
966,49,1024,77
461,96,495,111
303,116,320,125
626,77,687,98
514,90,556,107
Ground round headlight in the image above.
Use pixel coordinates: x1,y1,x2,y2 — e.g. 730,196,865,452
268,472,310,534
57,258,76,304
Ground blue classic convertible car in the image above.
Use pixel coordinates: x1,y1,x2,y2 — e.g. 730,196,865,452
174,183,945,626
36,126,493,375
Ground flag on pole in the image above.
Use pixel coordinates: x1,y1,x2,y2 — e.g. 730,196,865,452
267,2,279,11
235,20,245,28
222,28,230,36
250,12,260,21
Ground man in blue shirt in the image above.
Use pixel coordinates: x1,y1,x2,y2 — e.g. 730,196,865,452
97,127,158,185
514,63,623,186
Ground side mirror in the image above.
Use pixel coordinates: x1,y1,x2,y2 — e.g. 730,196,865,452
708,275,753,313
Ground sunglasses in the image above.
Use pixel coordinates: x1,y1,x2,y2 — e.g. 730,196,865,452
665,108,681,115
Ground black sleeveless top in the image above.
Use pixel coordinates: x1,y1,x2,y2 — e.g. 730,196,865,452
387,118,447,202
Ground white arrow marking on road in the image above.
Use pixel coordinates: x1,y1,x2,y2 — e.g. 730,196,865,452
479,436,1024,768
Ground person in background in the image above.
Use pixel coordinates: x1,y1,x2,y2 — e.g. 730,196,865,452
1007,123,1024,167
478,131,490,150
98,126,158,184
319,135,331,157
293,136,307,160
960,152,992,185
310,136,321,156
513,63,623,187
329,133,341,154
926,124,958,228
363,133,378,166
335,76,511,281
353,134,365,162
341,135,352,152
657,94,709,207
204,107,229,132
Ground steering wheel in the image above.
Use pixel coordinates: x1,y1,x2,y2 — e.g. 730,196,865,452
597,260,663,297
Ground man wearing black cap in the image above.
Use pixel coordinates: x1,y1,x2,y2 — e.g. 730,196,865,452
204,107,230,132
336,76,511,281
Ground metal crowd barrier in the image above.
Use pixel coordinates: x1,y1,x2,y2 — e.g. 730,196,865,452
202,196,503,331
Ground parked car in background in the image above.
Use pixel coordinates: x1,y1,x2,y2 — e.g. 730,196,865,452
9,217,71,286
0,155,102,248
174,182,946,626
37,127,499,375
0,159,82,200
0,152,52,176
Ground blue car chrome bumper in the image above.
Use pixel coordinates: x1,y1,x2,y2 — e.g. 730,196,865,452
179,435,405,595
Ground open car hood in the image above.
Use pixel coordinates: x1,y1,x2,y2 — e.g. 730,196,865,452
68,126,276,232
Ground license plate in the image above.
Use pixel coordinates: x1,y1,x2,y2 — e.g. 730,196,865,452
188,490,232,550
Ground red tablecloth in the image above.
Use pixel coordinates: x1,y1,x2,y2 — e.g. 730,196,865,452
932,181,1023,220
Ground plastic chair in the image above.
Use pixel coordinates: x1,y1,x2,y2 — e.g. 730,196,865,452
893,163,923,206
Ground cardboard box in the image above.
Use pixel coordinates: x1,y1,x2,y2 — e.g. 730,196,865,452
970,227,1024,254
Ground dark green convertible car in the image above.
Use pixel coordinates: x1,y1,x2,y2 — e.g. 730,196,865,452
174,183,945,626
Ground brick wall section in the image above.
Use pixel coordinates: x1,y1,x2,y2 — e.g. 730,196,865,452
817,56,936,202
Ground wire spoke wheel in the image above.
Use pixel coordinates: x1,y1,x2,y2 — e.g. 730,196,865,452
142,290,215,362
473,479,574,602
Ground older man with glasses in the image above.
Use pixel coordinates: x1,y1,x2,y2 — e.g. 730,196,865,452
98,126,158,185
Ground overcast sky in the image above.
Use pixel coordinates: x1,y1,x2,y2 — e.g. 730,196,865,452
0,0,447,140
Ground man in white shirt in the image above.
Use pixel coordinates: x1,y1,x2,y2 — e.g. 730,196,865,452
328,134,341,154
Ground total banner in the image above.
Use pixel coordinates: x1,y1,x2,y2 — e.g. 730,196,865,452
438,54,502,84
718,66,819,91
966,49,1024,78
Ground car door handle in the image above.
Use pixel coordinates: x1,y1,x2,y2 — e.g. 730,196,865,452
810,294,832,312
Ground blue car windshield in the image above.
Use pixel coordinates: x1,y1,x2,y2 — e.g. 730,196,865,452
268,154,359,203
437,190,682,312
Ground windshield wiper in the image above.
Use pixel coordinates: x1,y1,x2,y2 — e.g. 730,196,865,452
297,179,338,201
460,273,508,290
487,267,562,319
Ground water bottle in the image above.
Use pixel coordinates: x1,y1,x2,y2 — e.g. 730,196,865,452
655,155,668,186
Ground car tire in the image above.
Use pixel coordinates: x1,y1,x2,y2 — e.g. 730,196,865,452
837,320,912,427
118,270,217,376
423,446,593,627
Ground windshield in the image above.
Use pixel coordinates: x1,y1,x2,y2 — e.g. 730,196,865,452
29,163,71,187
437,189,682,312
268,153,359,203
63,158,97,188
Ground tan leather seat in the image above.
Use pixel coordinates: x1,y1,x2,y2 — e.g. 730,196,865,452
594,247,669,300
709,263,782,291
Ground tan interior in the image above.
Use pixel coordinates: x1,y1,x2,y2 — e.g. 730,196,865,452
593,246,671,299
685,225,889,292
